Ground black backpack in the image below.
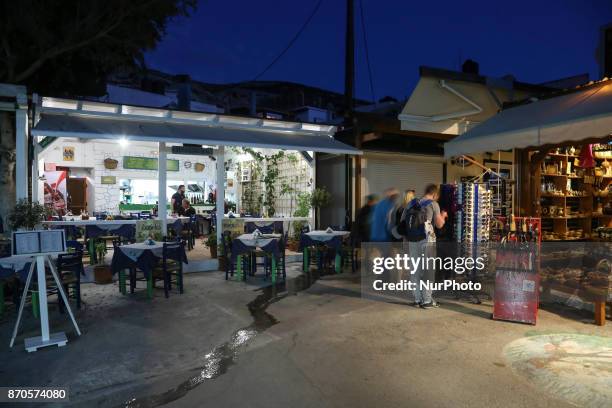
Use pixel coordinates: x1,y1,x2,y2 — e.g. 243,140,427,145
400,198,433,242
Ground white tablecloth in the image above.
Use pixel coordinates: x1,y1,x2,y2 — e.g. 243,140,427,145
306,230,350,242
0,256,32,271
236,233,281,248
119,242,165,261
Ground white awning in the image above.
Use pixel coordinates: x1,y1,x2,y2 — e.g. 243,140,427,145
32,98,361,155
444,79,612,158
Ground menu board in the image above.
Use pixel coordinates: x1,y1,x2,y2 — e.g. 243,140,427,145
13,230,66,255
123,156,179,172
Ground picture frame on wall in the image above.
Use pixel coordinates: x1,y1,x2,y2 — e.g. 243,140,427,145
63,146,75,161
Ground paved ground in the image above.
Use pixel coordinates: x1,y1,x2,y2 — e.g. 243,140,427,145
0,265,610,408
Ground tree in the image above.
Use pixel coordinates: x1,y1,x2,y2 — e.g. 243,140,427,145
0,0,196,225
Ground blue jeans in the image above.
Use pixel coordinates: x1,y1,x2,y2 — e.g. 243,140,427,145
408,239,436,304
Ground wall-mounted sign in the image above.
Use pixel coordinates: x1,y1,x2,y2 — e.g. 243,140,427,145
101,176,117,184
171,145,214,155
123,156,179,172
194,163,205,172
184,161,192,169
63,146,75,161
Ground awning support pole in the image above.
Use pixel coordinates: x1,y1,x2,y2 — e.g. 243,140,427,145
15,101,28,202
158,142,167,236
216,146,225,247
459,155,502,179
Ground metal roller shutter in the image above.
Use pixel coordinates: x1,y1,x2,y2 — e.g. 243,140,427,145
362,153,443,198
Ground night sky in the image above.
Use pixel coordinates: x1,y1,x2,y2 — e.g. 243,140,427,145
146,0,612,102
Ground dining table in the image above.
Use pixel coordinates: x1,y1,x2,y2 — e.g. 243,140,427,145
232,233,282,283
110,241,188,299
42,217,191,262
301,230,350,273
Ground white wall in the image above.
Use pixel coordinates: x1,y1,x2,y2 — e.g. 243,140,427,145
38,138,216,212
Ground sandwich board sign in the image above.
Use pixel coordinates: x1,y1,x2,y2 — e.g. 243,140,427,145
10,230,81,352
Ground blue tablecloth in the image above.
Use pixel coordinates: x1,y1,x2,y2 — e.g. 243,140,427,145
111,243,187,279
245,221,283,234
299,234,343,251
231,235,280,263
0,257,33,281
86,224,135,240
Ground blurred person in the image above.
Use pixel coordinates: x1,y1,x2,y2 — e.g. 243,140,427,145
370,188,399,242
353,194,378,245
179,198,196,217
172,185,186,214
390,189,416,241
402,184,447,309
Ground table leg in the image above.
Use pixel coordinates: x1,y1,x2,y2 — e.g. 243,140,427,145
147,274,153,300
303,247,309,272
88,238,96,264
335,251,341,274
236,255,242,281
118,269,127,295
272,256,277,284
594,301,606,326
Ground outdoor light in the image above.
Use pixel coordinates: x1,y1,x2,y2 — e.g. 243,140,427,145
119,137,129,147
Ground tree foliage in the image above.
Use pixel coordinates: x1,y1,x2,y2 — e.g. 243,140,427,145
0,0,196,95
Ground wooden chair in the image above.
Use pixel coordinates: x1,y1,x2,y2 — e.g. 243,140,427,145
152,241,185,298
56,251,84,310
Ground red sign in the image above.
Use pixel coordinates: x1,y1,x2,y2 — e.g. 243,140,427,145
493,270,539,325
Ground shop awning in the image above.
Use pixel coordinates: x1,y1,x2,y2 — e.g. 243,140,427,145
444,79,612,158
32,98,361,155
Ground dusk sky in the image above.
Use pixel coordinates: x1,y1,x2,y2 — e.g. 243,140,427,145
146,0,612,101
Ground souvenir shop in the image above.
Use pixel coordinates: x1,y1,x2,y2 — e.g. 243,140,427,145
440,78,612,325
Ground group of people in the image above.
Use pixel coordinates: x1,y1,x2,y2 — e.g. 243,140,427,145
354,184,448,309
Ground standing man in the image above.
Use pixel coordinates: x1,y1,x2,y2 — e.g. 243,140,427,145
403,184,447,309
171,185,186,215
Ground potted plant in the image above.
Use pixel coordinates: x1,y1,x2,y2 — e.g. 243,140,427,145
287,192,311,251
93,241,113,284
8,199,50,230
205,234,218,258
310,187,331,229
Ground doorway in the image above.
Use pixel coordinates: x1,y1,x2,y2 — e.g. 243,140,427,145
67,177,88,215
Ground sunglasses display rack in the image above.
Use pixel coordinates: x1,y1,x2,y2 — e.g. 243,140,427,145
456,182,492,244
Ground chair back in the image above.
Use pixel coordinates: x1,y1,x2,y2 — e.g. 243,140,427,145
279,231,289,254
301,224,311,234
57,251,84,276
221,230,233,259
66,240,84,252
163,241,184,263
0,264,14,279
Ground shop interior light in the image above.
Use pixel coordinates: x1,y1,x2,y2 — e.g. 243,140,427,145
119,137,129,147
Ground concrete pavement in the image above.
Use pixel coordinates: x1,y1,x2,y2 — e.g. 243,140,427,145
0,266,610,407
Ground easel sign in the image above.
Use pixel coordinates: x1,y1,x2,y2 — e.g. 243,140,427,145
12,230,66,256
9,229,81,352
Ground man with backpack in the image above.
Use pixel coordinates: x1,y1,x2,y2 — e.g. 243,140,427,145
400,184,447,309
